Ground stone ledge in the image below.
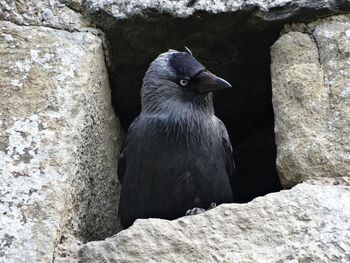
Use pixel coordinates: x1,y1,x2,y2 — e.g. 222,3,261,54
79,182,350,263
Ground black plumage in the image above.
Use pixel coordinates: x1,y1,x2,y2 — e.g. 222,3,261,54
118,49,234,228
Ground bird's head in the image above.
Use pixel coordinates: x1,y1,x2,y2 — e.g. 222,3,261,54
141,48,232,114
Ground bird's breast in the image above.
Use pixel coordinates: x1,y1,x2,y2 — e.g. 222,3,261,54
150,114,219,147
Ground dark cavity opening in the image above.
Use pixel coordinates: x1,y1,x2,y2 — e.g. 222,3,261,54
91,8,344,203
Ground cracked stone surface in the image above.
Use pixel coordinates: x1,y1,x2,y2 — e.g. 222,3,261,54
271,14,350,187
79,181,350,263
0,20,123,262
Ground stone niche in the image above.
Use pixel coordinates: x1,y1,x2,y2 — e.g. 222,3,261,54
96,12,286,204
78,7,350,261
86,1,350,203
63,0,350,206
92,0,350,202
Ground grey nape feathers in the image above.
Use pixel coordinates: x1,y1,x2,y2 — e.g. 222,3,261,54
118,49,234,228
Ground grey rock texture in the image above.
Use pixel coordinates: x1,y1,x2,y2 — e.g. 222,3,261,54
0,20,123,262
0,0,89,30
271,14,350,188
80,182,350,263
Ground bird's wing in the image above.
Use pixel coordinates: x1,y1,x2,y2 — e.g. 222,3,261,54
117,116,140,183
217,118,235,186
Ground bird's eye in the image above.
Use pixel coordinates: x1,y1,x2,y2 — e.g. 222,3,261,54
179,79,189,86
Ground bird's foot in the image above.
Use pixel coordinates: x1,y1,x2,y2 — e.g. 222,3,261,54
185,202,217,216
185,207,206,216
208,202,217,209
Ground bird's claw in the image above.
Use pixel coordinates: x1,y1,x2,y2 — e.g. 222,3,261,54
185,202,217,216
186,207,206,216
208,202,217,209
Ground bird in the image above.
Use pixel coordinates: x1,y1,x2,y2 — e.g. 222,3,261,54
118,48,234,228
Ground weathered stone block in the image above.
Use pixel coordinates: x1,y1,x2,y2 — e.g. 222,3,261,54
80,181,350,262
271,15,350,187
0,20,123,262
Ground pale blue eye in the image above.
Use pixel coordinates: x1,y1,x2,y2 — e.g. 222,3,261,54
180,79,189,86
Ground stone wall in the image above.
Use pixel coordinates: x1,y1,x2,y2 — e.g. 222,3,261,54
0,0,349,262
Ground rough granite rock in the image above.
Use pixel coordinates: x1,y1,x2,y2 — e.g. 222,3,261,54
0,0,89,30
271,15,350,188
0,20,123,262
79,182,350,263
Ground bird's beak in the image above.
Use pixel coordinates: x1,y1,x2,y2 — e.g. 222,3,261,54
194,70,232,93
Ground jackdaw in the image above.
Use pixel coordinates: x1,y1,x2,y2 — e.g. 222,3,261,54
118,48,234,228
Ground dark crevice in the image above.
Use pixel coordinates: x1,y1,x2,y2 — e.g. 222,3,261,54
102,12,284,203
86,6,350,203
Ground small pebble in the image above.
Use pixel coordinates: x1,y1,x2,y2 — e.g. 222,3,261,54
43,9,54,21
